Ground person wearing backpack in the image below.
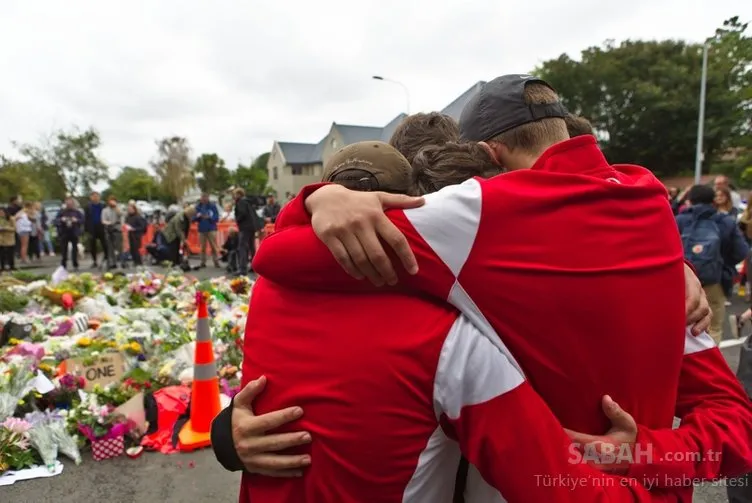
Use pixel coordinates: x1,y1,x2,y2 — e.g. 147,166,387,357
677,184,750,343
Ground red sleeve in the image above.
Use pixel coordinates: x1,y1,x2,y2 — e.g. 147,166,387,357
438,316,683,502
627,331,752,485
254,181,481,301
274,183,329,230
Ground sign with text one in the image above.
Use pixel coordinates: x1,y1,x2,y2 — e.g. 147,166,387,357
62,352,126,391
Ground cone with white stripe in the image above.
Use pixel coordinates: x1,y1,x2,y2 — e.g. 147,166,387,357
178,292,222,451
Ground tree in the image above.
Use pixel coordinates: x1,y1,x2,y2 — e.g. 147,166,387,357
0,156,44,202
151,136,195,202
14,126,108,196
233,153,270,195
194,153,232,193
535,17,750,178
109,166,163,202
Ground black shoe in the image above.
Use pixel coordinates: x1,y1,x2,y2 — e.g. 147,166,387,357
91,262,98,269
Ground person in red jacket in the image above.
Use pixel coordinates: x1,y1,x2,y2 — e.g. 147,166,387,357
221,141,707,502
251,76,752,500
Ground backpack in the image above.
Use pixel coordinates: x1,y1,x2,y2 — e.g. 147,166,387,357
681,215,724,286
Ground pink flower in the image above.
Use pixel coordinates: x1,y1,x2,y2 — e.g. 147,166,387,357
2,417,31,434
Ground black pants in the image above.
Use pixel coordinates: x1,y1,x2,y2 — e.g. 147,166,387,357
167,240,181,266
28,235,40,259
89,226,107,265
60,234,79,269
0,246,14,270
237,229,256,274
129,233,143,266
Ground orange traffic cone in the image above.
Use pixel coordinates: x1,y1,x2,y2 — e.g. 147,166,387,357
178,292,222,451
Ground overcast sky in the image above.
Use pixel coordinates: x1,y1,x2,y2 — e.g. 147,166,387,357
0,0,749,177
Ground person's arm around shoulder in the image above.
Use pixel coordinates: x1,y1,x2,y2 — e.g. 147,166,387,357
568,328,752,486
210,376,312,476
434,316,678,502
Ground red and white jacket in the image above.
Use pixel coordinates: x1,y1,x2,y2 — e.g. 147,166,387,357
243,278,694,502
254,136,752,501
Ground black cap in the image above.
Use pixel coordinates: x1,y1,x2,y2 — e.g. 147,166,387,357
459,74,568,142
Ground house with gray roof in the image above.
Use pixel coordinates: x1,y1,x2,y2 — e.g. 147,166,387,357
267,81,485,198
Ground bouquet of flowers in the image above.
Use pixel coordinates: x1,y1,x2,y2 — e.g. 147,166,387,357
47,373,86,409
25,410,81,466
127,271,163,307
229,276,250,295
70,393,131,443
0,359,36,421
0,417,37,473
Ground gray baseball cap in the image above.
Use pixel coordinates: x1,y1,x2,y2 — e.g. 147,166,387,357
459,74,568,142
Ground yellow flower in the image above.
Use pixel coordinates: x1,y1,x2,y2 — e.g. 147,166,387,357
38,363,53,373
76,337,92,347
119,344,130,352
7,338,20,346
106,341,117,348
104,273,113,280
129,342,143,353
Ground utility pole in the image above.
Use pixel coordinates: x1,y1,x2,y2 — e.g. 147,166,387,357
694,43,709,184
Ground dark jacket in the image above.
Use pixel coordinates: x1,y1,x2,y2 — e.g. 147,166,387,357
234,197,258,232
55,208,84,237
84,202,104,232
40,208,49,231
262,202,281,223
6,203,20,217
194,202,219,233
676,203,750,272
126,213,148,236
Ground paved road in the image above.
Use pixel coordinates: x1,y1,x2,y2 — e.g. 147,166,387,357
4,259,750,502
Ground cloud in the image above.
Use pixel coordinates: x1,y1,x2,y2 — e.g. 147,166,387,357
0,0,747,178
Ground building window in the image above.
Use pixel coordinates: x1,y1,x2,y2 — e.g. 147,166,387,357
273,167,278,180
330,138,337,149
291,165,303,175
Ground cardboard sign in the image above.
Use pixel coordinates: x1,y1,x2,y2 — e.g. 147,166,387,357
63,352,125,391
114,392,146,435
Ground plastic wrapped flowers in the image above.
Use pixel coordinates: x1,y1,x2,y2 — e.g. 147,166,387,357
0,359,36,422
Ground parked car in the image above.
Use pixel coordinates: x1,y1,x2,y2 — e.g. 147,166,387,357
135,200,154,217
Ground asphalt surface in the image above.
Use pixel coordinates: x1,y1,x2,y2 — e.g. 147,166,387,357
3,257,750,502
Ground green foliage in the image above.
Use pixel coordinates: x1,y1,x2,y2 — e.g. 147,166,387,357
0,157,44,202
13,126,108,196
233,153,270,195
0,289,29,313
194,153,232,194
11,270,49,283
109,166,163,202
535,17,750,178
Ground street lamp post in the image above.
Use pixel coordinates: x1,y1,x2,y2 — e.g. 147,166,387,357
372,75,410,114
694,43,709,184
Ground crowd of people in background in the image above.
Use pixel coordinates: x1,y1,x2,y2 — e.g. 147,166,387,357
0,188,288,277
670,175,752,346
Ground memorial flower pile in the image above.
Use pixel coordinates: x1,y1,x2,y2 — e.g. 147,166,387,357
0,268,250,475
